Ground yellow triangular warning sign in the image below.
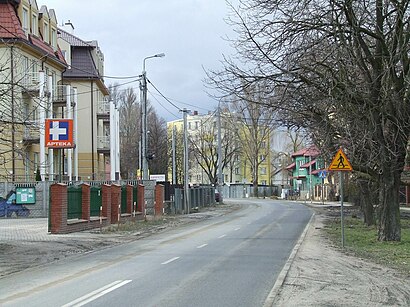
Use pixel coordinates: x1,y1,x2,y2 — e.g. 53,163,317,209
328,148,353,171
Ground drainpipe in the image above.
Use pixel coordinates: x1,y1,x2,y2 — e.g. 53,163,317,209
91,81,95,180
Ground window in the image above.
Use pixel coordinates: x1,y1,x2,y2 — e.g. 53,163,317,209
235,167,240,175
260,155,266,162
261,141,266,148
32,14,38,36
195,121,198,129
188,122,191,130
51,28,57,48
261,180,267,185
260,167,267,175
22,7,29,33
43,22,49,43
33,153,39,171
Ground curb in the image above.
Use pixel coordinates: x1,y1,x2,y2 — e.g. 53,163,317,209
263,213,315,307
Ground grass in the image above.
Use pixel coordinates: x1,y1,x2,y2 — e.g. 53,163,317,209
324,215,410,274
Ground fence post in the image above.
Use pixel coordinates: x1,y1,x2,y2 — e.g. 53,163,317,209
155,184,164,217
101,184,111,224
127,184,133,214
50,183,67,234
137,184,145,216
81,183,90,221
111,184,121,224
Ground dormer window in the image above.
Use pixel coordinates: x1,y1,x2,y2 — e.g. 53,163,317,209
43,21,49,43
22,7,29,34
32,14,38,36
51,28,56,48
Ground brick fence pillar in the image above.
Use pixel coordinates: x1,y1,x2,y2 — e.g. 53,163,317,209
137,184,145,215
127,185,133,214
111,184,121,223
102,184,111,224
81,184,90,220
155,184,164,216
50,183,67,234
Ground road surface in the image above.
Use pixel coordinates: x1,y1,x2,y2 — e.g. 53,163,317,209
0,199,312,307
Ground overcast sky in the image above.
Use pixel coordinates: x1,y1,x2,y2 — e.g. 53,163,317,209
44,0,237,121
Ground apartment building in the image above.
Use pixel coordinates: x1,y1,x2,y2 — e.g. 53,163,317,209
167,110,272,186
0,0,67,181
0,0,119,181
57,27,119,181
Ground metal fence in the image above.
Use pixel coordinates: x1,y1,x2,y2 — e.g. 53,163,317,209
0,180,156,219
171,186,215,214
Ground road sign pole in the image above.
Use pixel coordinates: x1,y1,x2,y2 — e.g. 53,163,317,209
340,171,345,248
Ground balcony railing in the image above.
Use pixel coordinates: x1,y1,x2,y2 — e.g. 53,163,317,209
53,85,74,104
97,136,110,150
97,99,110,116
21,72,40,92
20,72,51,94
23,124,40,144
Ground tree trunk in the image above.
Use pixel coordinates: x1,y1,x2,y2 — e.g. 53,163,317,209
377,169,401,241
358,180,375,226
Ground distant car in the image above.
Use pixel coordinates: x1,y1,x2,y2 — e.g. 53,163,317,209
0,191,30,217
215,189,220,202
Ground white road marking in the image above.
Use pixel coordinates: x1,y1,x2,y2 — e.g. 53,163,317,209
196,244,208,249
62,280,132,307
161,257,180,265
218,234,226,238
234,227,241,231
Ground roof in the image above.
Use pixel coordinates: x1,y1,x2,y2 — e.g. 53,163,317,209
291,145,320,158
0,3,26,39
58,27,94,47
285,162,296,170
58,28,102,79
0,3,66,66
299,160,316,169
64,47,100,78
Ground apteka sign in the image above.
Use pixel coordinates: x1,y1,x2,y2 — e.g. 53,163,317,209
45,119,74,148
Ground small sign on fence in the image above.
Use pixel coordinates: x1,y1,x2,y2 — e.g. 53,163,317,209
16,187,36,204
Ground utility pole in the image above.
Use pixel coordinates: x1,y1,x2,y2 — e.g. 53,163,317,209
182,108,190,214
140,69,148,180
10,46,15,181
172,125,176,184
217,105,223,202
140,53,165,181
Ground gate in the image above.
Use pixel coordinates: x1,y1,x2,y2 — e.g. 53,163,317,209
90,186,102,217
121,185,127,214
67,185,82,219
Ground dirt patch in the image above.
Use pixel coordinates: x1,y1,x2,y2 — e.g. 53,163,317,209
273,208,410,306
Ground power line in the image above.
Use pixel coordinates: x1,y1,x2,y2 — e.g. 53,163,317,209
146,78,181,111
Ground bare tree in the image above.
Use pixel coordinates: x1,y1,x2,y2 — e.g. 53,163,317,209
223,88,277,196
208,0,410,241
147,111,168,176
117,86,140,179
189,111,240,184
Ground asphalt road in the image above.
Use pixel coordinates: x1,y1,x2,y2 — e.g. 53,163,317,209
0,199,312,307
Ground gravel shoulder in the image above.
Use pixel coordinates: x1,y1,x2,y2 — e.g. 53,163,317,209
273,207,410,306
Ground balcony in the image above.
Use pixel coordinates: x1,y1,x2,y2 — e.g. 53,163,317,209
22,123,40,145
97,136,110,154
53,85,74,107
97,98,110,120
21,72,40,94
20,72,51,96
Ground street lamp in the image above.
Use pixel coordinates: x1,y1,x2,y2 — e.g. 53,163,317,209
140,53,165,181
